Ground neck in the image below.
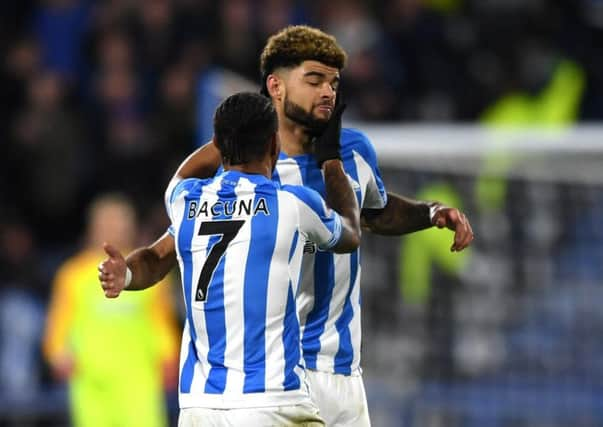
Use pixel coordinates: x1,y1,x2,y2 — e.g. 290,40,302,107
225,160,272,179
277,109,314,157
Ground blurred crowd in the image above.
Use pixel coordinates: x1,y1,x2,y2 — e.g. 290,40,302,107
1,0,603,424
2,0,603,271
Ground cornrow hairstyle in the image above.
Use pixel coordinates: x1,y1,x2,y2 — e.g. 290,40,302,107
213,92,278,165
259,25,347,96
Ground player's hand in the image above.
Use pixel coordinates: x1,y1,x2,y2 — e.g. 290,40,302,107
431,205,474,252
98,243,127,298
314,102,346,167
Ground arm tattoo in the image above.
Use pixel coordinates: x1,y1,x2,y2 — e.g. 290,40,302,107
361,192,432,236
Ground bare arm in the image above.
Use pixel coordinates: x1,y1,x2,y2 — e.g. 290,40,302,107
322,159,361,253
174,141,222,179
362,192,473,251
125,232,177,290
361,193,432,235
99,232,177,297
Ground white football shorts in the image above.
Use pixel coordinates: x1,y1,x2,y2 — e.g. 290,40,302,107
178,401,325,426
305,369,371,427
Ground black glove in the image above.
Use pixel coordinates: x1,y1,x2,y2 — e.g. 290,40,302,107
314,102,346,167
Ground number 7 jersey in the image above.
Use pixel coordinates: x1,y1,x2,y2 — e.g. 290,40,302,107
165,170,343,409
273,128,388,375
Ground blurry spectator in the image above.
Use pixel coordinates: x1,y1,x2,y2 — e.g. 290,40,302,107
0,222,46,401
151,62,197,183
131,0,179,72
257,0,309,41
89,30,167,210
380,0,478,120
322,0,402,120
32,0,92,82
0,38,41,211
217,0,259,78
42,193,180,427
9,71,88,246
0,37,41,131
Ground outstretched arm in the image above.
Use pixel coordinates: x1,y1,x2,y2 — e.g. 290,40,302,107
361,192,473,252
174,141,221,179
99,232,177,297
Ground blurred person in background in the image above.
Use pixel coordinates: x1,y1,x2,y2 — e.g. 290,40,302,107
42,193,180,427
32,0,92,83
0,221,46,403
9,70,89,247
320,0,402,120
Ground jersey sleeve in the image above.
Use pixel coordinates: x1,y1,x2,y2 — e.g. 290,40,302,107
346,128,388,209
282,185,342,251
164,177,199,234
164,176,182,223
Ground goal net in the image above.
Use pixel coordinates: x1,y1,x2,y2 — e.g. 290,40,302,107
358,125,603,427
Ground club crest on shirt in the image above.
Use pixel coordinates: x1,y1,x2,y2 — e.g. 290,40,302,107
188,198,270,219
303,240,317,254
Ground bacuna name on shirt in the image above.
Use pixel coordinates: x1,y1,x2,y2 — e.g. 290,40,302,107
187,198,270,219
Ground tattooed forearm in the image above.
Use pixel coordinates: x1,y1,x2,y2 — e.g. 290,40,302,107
361,193,432,235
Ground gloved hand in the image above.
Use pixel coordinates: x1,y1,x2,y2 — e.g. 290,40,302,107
314,102,346,167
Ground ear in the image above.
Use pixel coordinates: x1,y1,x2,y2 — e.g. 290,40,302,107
266,74,282,100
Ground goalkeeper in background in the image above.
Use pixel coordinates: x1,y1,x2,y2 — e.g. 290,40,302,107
43,194,180,427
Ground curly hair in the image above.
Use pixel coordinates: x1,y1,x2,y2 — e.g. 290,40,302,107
214,92,278,165
260,25,347,77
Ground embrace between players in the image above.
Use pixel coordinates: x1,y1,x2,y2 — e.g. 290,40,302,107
98,26,473,427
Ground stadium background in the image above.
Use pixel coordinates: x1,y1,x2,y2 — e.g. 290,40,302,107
1,0,603,426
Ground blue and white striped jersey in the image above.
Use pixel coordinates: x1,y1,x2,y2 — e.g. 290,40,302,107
165,170,343,409
273,128,388,375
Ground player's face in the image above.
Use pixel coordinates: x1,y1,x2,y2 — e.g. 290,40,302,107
282,60,340,134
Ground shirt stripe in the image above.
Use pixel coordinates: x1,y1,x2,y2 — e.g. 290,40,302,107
283,282,301,391
299,159,335,370
204,177,238,393
178,186,203,393
242,190,278,393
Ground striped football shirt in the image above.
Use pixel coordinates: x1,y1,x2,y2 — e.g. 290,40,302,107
273,128,388,375
165,170,343,408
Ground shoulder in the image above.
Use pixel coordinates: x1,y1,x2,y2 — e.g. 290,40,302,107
341,128,379,163
280,185,326,214
168,177,208,205
341,128,372,148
